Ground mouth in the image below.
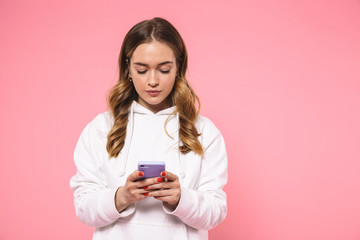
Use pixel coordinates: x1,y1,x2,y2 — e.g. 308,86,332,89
146,90,161,97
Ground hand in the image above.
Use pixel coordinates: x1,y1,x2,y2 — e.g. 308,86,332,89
115,170,153,212
145,171,181,209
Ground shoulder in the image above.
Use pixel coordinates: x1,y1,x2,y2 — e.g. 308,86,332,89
83,111,113,137
74,112,113,165
196,115,221,134
196,115,222,147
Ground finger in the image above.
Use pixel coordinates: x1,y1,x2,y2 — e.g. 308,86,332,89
126,188,151,202
130,177,162,190
161,171,178,182
127,170,144,182
148,188,181,198
151,189,181,206
147,178,180,190
146,182,170,190
148,189,173,197
136,177,161,187
131,188,150,195
153,196,180,207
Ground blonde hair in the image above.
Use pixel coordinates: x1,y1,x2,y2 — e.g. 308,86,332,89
107,17,203,158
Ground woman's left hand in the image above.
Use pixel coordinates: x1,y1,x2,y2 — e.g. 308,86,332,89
146,171,181,209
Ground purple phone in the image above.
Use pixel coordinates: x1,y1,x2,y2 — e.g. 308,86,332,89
138,161,165,180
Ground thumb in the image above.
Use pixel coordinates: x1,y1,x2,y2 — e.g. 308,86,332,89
127,170,144,182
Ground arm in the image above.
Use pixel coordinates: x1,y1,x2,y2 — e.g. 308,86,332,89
164,126,228,230
69,122,135,227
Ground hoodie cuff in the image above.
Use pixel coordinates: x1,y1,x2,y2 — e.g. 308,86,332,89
118,203,136,218
99,188,135,221
162,186,194,218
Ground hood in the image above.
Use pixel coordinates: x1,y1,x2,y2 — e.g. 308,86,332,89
118,101,185,179
132,101,176,116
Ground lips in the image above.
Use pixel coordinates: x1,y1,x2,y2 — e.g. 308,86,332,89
146,90,161,97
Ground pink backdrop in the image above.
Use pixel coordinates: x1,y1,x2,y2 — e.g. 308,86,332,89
1,0,359,239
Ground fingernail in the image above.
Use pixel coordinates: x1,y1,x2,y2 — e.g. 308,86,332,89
161,171,166,177
144,192,149,196
143,186,148,190
138,171,144,177
157,178,163,182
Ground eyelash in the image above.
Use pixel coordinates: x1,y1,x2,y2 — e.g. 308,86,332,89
136,70,170,74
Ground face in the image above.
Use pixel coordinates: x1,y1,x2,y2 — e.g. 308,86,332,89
129,40,177,113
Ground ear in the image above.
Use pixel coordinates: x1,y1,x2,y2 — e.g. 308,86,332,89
127,62,132,78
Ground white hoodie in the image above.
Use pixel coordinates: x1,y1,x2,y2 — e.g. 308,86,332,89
70,101,228,240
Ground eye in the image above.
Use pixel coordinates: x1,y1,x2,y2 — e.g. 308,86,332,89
137,70,147,74
160,70,170,74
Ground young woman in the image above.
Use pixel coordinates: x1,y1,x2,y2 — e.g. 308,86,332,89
70,17,228,240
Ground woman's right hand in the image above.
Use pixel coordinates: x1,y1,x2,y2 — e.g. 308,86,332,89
114,170,149,213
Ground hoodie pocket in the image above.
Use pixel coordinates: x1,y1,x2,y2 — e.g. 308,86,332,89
106,220,188,240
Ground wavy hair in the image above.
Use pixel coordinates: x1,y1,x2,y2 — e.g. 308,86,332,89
107,17,203,158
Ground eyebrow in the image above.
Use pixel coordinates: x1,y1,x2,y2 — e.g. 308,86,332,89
133,61,173,67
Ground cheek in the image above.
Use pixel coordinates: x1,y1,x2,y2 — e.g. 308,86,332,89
163,76,176,91
162,71,177,83
132,75,147,87
131,80,146,94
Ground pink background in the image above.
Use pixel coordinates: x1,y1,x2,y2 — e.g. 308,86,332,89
1,0,359,239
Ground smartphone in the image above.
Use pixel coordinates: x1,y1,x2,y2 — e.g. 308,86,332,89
137,161,165,180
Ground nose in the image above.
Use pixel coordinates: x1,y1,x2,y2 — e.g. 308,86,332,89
148,71,159,87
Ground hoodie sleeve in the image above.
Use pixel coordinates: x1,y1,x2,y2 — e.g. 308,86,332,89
69,117,135,228
164,119,228,230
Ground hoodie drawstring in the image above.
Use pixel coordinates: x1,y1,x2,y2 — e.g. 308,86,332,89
118,101,185,180
176,112,186,179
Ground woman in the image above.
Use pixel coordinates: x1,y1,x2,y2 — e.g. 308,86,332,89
70,17,228,240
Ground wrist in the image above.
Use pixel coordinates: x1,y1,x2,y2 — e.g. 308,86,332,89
115,187,129,213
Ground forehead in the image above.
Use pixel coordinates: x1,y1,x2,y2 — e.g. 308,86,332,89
131,41,176,64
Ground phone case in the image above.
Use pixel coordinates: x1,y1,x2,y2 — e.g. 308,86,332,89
138,161,165,180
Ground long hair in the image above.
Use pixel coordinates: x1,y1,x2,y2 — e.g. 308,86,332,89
107,17,203,158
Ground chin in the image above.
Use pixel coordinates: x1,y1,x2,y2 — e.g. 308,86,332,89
148,100,165,106
146,98,168,106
